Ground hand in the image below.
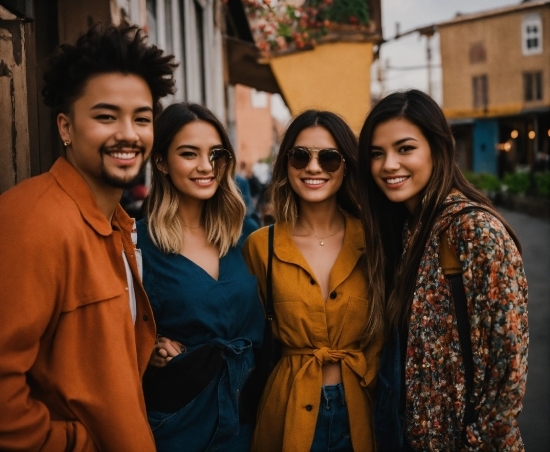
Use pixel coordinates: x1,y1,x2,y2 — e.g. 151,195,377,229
149,336,185,368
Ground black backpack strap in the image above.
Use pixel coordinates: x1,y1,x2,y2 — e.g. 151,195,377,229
266,224,275,322
238,224,276,423
446,205,492,426
448,273,476,425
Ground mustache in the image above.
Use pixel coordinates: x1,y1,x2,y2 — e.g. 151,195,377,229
100,142,145,154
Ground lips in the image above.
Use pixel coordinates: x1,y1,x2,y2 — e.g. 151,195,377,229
108,151,138,160
302,178,327,186
384,176,409,186
191,178,214,186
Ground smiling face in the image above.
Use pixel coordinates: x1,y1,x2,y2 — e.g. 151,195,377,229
287,126,345,206
370,118,433,213
158,120,229,205
57,72,154,193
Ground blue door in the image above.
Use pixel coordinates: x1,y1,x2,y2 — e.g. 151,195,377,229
472,119,498,174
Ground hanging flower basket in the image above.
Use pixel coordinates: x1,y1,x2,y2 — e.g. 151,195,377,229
243,0,371,57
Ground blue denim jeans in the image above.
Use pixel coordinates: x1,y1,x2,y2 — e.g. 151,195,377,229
310,383,353,452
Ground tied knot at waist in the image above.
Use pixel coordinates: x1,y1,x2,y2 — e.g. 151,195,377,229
282,346,360,364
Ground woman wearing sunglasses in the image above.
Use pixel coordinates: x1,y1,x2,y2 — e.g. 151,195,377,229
243,110,384,452
137,103,264,451
358,90,528,450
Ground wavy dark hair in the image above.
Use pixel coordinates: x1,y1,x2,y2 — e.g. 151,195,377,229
358,89,520,335
146,102,245,257
270,110,361,222
42,22,177,116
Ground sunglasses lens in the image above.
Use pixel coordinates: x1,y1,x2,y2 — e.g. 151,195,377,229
288,147,310,169
210,149,230,169
318,150,343,172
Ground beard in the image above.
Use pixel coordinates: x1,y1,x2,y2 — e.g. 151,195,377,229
99,143,149,189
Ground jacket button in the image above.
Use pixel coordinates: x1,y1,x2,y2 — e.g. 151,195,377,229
143,314,149,321
330,291,337,299
310,279,315,285
305,404,313,411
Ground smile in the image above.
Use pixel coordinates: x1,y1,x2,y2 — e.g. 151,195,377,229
302,179,327,185
384,176,409,185
192,178,214,186
107,151,138,160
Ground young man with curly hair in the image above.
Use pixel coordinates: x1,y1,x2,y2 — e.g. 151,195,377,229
0,23,176,451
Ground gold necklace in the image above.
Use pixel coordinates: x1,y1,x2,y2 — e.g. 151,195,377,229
296,222,343,246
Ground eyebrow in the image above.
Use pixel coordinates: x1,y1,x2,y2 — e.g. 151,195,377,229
91,103,153,113
174,144,223,151
370,137,418,149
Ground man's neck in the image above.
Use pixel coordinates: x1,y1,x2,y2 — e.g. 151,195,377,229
82,176,124,223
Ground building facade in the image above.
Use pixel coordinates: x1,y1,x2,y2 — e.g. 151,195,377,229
439,0,550,175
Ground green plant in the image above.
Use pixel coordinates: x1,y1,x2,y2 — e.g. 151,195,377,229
463,171,501,192
503,172,530,195
534,172,550,197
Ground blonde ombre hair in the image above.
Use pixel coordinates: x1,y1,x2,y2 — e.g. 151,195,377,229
145,103,245,257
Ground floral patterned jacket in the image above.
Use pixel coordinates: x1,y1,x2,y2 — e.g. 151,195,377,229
403,191,528,451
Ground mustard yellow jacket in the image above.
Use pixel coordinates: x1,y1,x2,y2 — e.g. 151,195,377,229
243,215,383,452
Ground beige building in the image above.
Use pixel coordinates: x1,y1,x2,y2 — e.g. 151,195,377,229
439,0,550,174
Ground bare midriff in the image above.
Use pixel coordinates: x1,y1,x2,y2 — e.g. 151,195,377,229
322,361,342,385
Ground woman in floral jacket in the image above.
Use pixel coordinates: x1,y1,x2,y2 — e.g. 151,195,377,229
357,89,528,451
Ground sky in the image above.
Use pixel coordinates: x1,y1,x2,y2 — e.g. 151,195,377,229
374,0,521,103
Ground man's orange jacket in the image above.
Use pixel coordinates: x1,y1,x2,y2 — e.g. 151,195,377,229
0,157,156,451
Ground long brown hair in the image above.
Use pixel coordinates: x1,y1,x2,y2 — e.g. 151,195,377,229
270,109,384,344
146,102,245,257
358,89,521,335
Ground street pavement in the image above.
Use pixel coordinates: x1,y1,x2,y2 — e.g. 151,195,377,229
499,208,550,451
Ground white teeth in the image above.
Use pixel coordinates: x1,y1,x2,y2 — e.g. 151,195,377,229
194,178,213,184
386,176,408,184
303,179,325,185
110,152,137,160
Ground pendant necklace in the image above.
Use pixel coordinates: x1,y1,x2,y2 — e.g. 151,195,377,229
297,222,343,246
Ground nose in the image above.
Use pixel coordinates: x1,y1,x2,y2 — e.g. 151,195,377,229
382,151,400,172
197,153,213,173
305,151,323,173
114,118,139,144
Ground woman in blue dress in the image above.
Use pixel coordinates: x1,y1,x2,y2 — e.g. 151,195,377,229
137,102,264,451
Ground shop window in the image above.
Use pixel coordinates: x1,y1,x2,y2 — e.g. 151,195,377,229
472,75,488,110
523,72,543,101
522,13,543,55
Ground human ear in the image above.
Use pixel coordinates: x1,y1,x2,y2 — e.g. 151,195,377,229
57,113,72,145
155,155,168,174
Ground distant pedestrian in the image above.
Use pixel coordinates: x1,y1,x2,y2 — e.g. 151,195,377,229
138,102,264,451
243,110,384,452
358,89,528,451
0,23,176,450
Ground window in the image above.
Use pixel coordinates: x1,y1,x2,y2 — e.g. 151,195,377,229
523,72,543,101
469,42,486,64
522,13,543,55
473,75,488,110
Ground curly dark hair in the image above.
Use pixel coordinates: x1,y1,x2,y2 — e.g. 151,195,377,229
42,23,177,116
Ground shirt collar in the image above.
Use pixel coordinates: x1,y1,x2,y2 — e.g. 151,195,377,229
273,213,365,284
50,157,132,236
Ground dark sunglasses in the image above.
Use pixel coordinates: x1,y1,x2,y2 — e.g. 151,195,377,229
287,146,344,173
209,148,232,169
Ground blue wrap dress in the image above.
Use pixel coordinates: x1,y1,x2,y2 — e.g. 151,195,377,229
137,220,264,452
